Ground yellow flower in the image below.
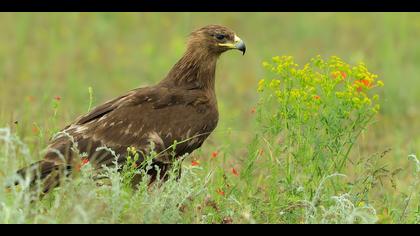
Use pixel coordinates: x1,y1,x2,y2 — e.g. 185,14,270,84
127,146,137,156
290,89,301,98
363,97,372,105
262,61,271,69
335,92,345,98
257,79,265,92
352,97,361,104
272,56,281,63
269,79,281,89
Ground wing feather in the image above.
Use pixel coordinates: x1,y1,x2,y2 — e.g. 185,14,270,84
45,86,218,167
74,88,141,126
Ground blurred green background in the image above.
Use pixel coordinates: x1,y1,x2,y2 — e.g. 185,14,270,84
0,13,418,177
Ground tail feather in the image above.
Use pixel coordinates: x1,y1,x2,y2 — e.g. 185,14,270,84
14,160,71,193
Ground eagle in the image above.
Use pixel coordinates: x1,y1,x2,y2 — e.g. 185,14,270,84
14,25,246,193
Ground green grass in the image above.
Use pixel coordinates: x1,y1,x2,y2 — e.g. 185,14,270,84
0,13,419,224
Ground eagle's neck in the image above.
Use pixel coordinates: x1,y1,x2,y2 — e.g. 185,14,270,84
161,49,218,91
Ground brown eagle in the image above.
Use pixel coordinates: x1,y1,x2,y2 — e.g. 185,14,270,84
15,25,246,193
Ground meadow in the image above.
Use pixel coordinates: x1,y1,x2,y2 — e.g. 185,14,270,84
0,13,419,223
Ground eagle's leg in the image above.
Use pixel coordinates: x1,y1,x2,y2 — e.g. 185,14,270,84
176,164,182,180
147,161,172,184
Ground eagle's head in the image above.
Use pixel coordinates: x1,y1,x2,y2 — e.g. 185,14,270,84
188,25,246,56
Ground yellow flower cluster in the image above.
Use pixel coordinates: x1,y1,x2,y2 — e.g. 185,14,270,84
258,55,384,118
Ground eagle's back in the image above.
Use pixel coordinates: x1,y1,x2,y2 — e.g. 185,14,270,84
44,85,218,167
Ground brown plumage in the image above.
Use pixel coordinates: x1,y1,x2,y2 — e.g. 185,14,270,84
15,25,246,193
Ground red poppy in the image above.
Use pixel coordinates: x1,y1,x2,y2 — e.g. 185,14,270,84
54,96,61,101
313,95,320,100
211,151,218,159
340,71,347,79
191,160,200,166
216,188,225,196
231,167,239,176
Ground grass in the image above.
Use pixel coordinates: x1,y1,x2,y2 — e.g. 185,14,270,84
0,13,419,224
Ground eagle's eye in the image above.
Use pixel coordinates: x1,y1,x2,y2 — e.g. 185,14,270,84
215,34,225,40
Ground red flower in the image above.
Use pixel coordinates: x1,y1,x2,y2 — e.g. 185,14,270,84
340,71,347,79
361,79,371,87
332,71,347,81
32,125,39,134
216,188,225,196
191,160,200,166
27,96,35,103
231,167,239,176
211,151,218,159
356,79,371,92
76,158,89,171
313,95,320,100
81,158,89,166
250,107,256,114
54,96,61,101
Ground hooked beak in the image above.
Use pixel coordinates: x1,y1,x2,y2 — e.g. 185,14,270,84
218,35,246,55
234,35,246,55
